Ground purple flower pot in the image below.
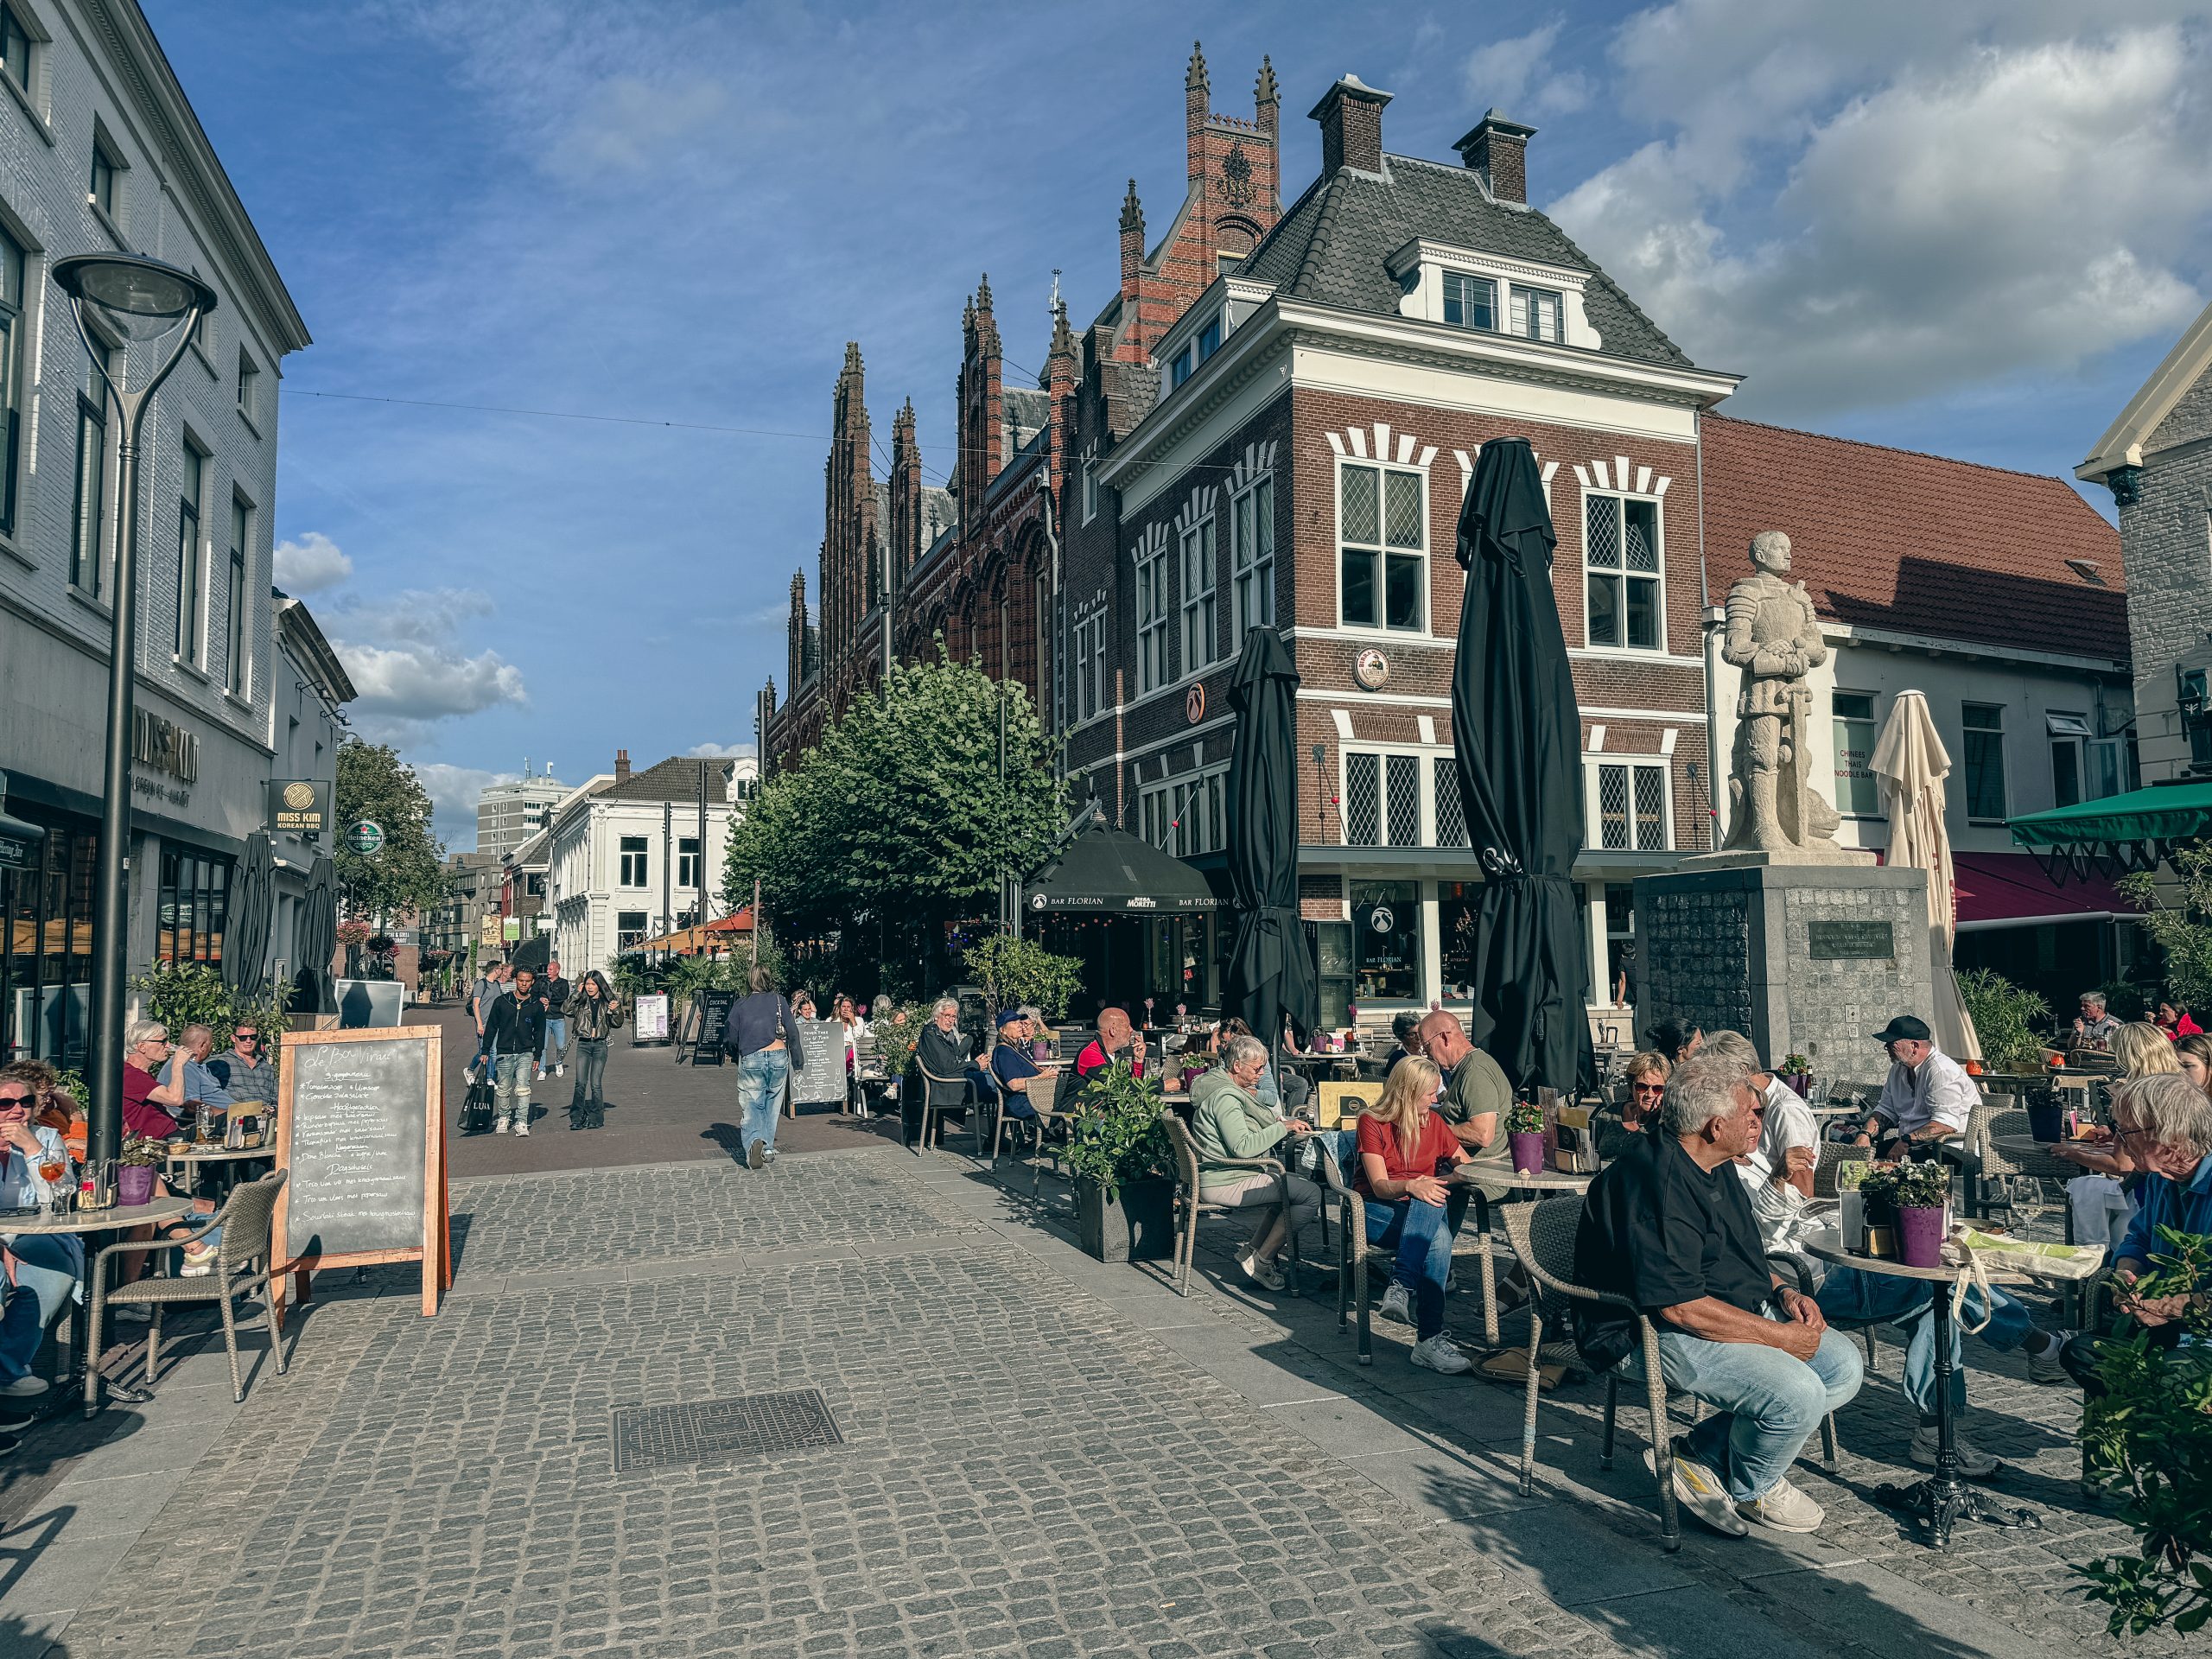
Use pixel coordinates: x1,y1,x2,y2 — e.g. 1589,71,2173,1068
118,1164,156,1208
1510,1130,1547,1176
1898,1204,1947,1269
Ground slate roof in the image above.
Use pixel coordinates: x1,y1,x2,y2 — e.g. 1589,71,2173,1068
1700,416,2128,661
870,480,959,550
597,756,737,804
1236,152,1691,369
1004,385,1051,457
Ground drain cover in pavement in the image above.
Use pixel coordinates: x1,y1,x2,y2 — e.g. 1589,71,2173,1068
611,1390,842,1471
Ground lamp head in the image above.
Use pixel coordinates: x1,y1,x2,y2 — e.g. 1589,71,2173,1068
52,253,216,344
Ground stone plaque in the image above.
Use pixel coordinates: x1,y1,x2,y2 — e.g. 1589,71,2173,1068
1808,920,1895,961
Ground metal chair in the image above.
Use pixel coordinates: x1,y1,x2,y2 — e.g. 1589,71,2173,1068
1162,1115,1300,1299
86,1170,289,1413
912,1057,985,1156
1500,1197,1682,1550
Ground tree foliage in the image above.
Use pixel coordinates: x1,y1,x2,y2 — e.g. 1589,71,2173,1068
1955,969,2051,1072
963,933,1082,1020
725,648,1063,986
2120,849,2212,1014
334,741,447,922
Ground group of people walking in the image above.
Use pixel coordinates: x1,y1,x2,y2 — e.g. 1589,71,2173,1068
467,959,618,1132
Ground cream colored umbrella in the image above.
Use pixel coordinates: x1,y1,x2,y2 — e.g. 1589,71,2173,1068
1870,690,1980,1062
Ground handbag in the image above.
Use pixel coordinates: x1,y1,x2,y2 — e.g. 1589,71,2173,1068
460,1076,497,1135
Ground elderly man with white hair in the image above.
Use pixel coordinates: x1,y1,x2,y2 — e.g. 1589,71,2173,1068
1574,1052,1865,1536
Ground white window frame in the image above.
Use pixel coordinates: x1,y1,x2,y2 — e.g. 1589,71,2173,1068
1079,446,1097,524
1961,702,2009,824
1441,270,1497,333
1074,608,1106,722
1831,690,1880,819
1509,283,1563,342
1335,458,1428,635
69,327,114,595
1179,516,1217,673
618,835,649,888
1139,765,1229,858
1135,535,1168,694
1338,746,1436,848
237,348,259,426
225,493,251,698
1585,756,1673,853
175,437,206,668
1580,486,1665,654
677,836,701,889
1230,474,1274,640
2047,711,2130,808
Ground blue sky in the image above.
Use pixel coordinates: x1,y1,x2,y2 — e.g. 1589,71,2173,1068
139,1,2212,847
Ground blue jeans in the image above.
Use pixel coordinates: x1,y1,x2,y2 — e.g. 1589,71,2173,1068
1816,1267,2032,1418
541,1017,569,1070
1363,1193,1460,1341
1626,1319,1865,1502
0,1233,85,1382
493,1052,533,1124
737,1050,789,1158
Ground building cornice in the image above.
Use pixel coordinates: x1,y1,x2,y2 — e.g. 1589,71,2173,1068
1821,620,2128,677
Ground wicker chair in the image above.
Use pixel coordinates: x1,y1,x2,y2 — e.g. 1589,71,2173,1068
86,1170,289,1414
1319,1145,1500,1357
1500,1197,1682,1551
912,1056,985,1157
1163,1114,1300,1299
992,1072,1072,1193
1812,1141,1871,1199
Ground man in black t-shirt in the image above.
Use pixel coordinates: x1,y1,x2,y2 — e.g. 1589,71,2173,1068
1574,1053,1863,1538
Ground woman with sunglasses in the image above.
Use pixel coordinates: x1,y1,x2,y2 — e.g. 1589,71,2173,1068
1599,1051,1670,1161
0,1077,80,1402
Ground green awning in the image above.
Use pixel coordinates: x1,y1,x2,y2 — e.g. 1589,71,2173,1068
2010,780,2212,881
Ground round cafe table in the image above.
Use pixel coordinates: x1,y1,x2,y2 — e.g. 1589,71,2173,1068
1446,1165,1594,1346
1804,1232,2038,1546
3,1198,193,1410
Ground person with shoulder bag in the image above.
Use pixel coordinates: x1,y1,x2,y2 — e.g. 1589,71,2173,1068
723,964,804,1168
566,972,619,1130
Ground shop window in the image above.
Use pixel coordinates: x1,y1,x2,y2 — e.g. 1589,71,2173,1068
1833,692,1880,817
0,812,98,1067
1351,880,1420,1003
1440,881,1478,998
156,847,230,968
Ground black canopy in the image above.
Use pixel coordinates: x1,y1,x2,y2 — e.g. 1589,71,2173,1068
1024,820,1220,915
1223,628,1318,1049
1451,438,1592,1095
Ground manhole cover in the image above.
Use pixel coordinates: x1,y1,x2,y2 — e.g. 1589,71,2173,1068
610,1390,842,1472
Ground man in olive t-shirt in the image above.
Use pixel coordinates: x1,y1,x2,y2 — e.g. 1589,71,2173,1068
1417,1011,1516,1200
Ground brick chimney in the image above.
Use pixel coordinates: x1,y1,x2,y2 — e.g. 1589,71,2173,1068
1309,74,1391,179
1454,111,1536,205
614,748,631,783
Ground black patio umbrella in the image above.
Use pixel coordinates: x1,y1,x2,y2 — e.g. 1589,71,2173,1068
223,830,275,1000
1223,628,1318,1059
295,853,338,1016
1451,438,1592,1095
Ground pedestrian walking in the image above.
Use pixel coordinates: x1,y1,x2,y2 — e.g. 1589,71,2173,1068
540,959,572,1077
722,963,804,1168
467,962,508,1084
483,966,549,1135
567,971,618,1130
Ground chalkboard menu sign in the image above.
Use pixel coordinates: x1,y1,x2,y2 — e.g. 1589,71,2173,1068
273,1026,449,1319
1808,920,1896,960
691,988,736,1065
789,1019,849,1107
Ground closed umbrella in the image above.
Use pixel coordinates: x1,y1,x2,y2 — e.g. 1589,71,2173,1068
1871,690,1980,1062
1451,439,1592,1094
1224,628,1318,1060
223,830,274,999
295,853,337,1016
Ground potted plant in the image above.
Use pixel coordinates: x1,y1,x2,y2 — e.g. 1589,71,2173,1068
1860,1160,1951,1268
1064,1062,1175,1263
1506,1100,1548,1176
1780,1054,1813,1098
117,1135,162,1208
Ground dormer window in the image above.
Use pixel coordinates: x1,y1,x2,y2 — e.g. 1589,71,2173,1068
1510,285,1563,343
1443,273,1496,332
1168,311,1224,391
1390,239,1599,350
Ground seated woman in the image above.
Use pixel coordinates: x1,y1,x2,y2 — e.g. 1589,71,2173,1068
1355,1057,1477,1376
0,1076,80,1400
1600,1051,1669,1160
2179,1032,2212,1092
1191,1033,1318,1292
988,1007,1045,1120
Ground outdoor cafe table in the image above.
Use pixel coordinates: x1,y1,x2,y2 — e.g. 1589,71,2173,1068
161,1143,277,1193
1449,1165,1596,1346
3,1198,192,1409
1804,1230,2041,1547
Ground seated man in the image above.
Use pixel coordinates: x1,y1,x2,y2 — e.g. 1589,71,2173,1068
987,1007,1044,1121
1192,1034,1318,1292
1859,1015,1974,1160
1414,1012,1514,1200
2060,1073,2212,1416
209,1022,277,1118
1076,1007,1147,1082
1352,1057,1476,1374
1700,1031,1821,1255
2074,990,2122,1050
159,1022,234,1118
1573,1053,1864,1536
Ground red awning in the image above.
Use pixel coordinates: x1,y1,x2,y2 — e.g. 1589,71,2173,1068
704,907,753,933
1951,850,2136,931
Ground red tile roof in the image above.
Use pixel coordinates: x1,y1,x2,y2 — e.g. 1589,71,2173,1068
1700,416,2127,661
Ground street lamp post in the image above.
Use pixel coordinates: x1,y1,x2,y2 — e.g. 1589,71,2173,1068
52,253,218,1170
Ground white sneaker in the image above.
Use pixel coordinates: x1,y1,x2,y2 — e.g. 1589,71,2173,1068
1376,1283,1413,1325
1737,1475,1825,1534
1409,1332,1472,1375
0,1374,49,1397
1239,1251,1287,1292
2028,1331,2074,1384
513,1119,531,1137
494,1116,511,1135
556,1065,566,1077
1911,1426,2000,1478
1665,1439,1750,1537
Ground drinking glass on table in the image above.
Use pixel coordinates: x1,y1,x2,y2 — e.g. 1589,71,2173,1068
37,1154,68,1217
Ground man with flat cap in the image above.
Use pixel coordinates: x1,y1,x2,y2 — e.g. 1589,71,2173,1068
1859,1014,1975,1160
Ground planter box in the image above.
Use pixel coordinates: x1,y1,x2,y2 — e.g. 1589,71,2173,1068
1077,1176,1174,1263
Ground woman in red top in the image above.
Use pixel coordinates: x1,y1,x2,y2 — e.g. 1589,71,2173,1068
2156,1000,2202,1040
1355,1057,1476,1374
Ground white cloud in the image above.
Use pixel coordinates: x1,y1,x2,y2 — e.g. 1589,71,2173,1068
325,587,527,741
1551,11,2212,418
272,531,353,594
412,763,516,819
1465,22,1590,117
685,741,755,759
554,74,728,177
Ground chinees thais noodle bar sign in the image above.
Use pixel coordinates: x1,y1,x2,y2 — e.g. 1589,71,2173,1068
272,1026,450,1320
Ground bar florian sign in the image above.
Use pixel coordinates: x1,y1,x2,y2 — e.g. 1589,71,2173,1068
268,778,334,839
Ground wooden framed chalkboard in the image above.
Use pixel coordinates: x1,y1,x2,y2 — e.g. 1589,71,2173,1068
690,988,735,1066
272,1025,450,1320
787,1019,849,1107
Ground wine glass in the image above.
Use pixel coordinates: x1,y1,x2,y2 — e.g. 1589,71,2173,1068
37,1154,68,1217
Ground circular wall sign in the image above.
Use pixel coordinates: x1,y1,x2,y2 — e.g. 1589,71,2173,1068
346,820,385,855
1186,683,1206,724
1368,905,1395,934
1354,648,1390,690
282,781,316,810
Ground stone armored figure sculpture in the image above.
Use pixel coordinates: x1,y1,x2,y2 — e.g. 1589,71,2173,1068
1719,531,1843,857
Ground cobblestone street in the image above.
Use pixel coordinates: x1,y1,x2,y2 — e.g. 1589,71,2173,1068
0,1030,2177,1658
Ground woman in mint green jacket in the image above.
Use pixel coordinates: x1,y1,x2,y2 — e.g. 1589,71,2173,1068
1191,1034,1319,1291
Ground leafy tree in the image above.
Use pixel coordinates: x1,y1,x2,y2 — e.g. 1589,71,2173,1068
963,934,1082,1020
1955,969,2051,1071
726,647,1063,988
2120,848,2212,1014
334,741,447,923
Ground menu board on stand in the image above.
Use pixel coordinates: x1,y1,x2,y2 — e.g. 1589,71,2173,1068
272,1026,450,1322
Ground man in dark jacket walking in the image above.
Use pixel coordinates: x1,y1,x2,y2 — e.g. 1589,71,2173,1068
484,966,550,1135
540,961,572,1077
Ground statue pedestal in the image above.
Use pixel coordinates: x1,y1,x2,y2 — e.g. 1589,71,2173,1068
1633,861,1932,1074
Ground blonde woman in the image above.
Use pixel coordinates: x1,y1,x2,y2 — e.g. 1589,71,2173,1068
2058,1020,2177,1180
1601,1050,1669,1160
1354,1057,1477,1374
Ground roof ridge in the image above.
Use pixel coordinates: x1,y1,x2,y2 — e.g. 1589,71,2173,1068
1707,413,2103,493
1291,171,1351,302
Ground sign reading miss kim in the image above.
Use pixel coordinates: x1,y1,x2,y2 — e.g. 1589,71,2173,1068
1808,920,1896,961
269,778,333,838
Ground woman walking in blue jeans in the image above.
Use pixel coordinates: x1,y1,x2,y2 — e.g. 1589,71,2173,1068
723,964,804,1168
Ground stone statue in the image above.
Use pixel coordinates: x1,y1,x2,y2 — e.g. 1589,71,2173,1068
1719,531,1844,858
